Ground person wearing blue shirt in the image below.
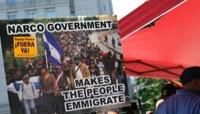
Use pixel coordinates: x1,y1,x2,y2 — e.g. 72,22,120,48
156,66,200,114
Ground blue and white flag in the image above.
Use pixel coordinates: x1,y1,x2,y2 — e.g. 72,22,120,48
43,31,64,65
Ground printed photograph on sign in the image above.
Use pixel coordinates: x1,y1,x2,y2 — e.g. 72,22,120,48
0,16,131,114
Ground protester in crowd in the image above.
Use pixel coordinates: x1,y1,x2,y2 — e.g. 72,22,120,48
89,61,100,76
112,37,116,48
33,58,45,76
156,66,200,114
62,57,72,89
27,68,35,77
39,67,56,114
53,65,66,114
25,59,34,70
112,54,118,83
70,56,90,88
103,51,115,78
102,51,117,83
7,68,23,114
18,74,37,114
95,56,105,75
116,54,124,83
104,35,108,43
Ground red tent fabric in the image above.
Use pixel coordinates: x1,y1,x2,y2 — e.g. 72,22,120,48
120,0,200,80
119,0,185,39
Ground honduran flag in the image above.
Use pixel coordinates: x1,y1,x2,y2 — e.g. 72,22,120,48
43,31,64,65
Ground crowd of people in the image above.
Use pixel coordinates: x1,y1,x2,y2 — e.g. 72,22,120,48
6,31,127,114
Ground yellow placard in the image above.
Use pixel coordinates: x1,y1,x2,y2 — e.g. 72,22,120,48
14,36,37,58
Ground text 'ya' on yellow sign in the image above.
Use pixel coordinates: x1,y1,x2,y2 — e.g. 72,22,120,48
14,36,37,58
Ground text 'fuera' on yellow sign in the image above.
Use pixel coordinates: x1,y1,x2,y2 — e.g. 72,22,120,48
14,36,37,58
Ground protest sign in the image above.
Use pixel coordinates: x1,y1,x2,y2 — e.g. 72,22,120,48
0,16,131,114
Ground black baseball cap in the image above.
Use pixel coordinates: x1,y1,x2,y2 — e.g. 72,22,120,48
180,66,200,85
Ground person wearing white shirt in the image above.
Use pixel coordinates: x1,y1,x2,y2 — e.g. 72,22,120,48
75,65,83,80
69,56,90,88
19,74,37,114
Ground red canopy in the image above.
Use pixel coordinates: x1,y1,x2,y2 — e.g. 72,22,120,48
120,0,200,80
